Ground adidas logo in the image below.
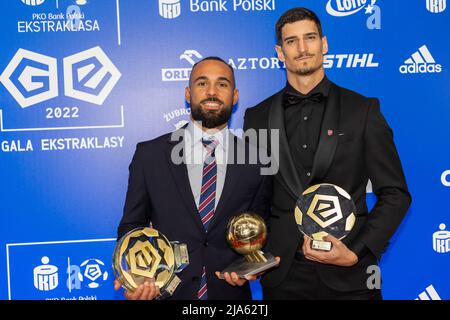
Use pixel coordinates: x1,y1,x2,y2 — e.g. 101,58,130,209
399,45,442,74
415,285,442,300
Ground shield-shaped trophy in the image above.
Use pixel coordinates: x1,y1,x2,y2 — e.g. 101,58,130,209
219,213,278,279
295,184,357,251
112,227,189,299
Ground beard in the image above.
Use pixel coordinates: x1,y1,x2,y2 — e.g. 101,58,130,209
190,98,232,129
288,54,322,76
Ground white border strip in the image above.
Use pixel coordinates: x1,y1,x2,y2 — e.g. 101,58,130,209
6,238,116,300
116,0,121,46
0,105,124,132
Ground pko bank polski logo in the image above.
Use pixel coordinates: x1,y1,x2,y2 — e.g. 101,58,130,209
0,47,121,108
426,0,446,13
433,224,450,253
21,0,45,5
399,45,442,74
159,0,181,19
326,0,381,30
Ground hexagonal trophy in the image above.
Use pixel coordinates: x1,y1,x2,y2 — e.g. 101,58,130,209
112,227,188,299
219,213,279,279
295,183,357,251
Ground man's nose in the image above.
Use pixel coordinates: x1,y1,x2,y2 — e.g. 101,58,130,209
297,39,307,53
206,84,217,97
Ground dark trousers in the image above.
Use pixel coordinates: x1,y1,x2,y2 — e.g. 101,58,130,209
263,254,382,300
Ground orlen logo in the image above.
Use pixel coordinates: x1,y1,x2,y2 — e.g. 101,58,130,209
0,47,121,108
162,50,203,81
21,0,45,6
399,45,442,74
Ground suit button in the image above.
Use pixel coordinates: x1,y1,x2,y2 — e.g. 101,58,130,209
204,241,208,247
302,144,308,149
306,172,311,177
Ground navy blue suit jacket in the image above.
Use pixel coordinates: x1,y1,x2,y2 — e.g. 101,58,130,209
117,128,272,300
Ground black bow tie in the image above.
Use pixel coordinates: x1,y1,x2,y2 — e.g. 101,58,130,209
285,91,324,108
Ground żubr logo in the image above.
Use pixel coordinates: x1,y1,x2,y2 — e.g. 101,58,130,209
21,0,45,6
399,45,442,74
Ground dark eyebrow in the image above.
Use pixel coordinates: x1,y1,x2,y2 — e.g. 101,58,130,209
217,77,232,84
193,76,232,84
284,36,298,42
284,32,319,42
193,76,208,83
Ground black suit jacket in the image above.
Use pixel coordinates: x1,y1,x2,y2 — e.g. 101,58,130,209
117,128,272,299
243,82,411,292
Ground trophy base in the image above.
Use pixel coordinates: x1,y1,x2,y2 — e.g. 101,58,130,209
219,252,278,279
311,240,332,251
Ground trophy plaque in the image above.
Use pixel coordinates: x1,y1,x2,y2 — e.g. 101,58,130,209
112,227,189,299
219,213,278,279
295,184,357,251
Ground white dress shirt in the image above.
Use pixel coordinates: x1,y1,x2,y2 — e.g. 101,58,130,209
184,121,229,209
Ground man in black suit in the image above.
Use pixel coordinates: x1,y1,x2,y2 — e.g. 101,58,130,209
243,7,411,299
114,57,273,300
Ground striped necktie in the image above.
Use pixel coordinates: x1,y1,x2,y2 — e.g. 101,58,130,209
197,137,218,300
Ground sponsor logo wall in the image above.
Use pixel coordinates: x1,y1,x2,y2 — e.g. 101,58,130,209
0,0,449,300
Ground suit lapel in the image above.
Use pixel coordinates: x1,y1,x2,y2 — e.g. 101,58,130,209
309,83,341,184
268,89,304,200
165,130,205,232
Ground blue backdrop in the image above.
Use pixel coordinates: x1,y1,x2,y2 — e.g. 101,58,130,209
1,0,449,300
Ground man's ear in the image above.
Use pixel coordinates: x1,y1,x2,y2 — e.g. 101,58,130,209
233,89,239,105
275,45,285,62
322,36,328,55
185,87,190,103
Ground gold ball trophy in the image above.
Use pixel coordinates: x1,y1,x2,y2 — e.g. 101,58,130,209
112,227,189,299
219,213,278,279
295,183,357,251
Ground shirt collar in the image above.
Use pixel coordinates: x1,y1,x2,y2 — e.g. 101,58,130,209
285,75,331,98
186,121,228,150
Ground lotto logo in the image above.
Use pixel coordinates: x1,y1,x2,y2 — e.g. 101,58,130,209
0,47,121,108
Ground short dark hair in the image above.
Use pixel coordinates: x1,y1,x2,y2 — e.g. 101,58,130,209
276,7,323,45
190,56,235,87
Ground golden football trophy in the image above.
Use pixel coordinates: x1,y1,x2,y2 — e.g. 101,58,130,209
219,213,278,279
